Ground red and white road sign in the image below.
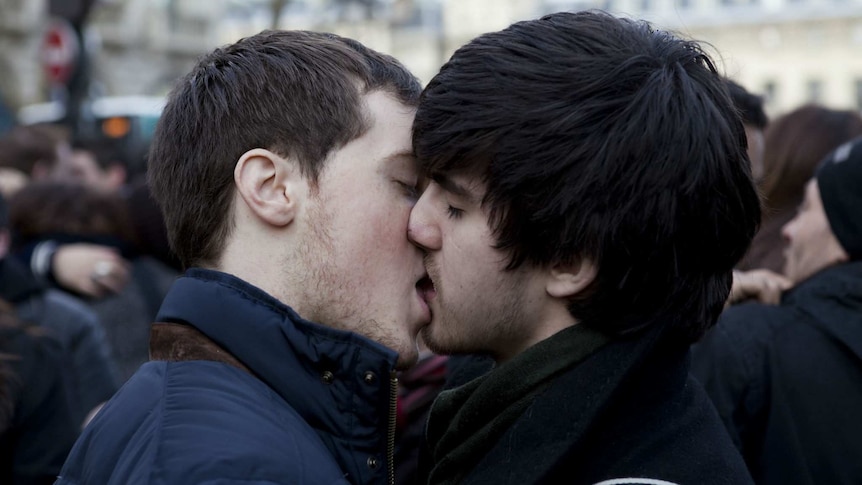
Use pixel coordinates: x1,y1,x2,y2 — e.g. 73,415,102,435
41,18,80,85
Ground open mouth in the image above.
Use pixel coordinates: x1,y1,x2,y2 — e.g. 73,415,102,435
416,274,437,302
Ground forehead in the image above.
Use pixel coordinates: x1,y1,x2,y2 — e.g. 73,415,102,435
318,90,416,182
362,91,414,153
377,150,417,174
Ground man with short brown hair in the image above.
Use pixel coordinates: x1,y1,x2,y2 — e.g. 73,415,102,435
58,30,429,485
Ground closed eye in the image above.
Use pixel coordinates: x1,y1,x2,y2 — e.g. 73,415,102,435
446,205,464,219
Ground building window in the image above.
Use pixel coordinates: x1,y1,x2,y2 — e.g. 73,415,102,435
807,80,823,103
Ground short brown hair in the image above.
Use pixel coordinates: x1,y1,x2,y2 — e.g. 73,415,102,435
148,30,421,269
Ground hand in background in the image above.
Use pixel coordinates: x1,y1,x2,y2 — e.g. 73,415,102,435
53,244,131,298
728,269,792,306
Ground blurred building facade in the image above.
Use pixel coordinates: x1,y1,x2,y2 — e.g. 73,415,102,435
1,0,861,117
0,0,225,110
609,0,862,115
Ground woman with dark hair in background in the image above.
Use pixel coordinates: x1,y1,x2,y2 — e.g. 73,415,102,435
740,105,862,273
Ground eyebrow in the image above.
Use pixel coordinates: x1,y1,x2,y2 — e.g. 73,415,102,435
432,173,477,203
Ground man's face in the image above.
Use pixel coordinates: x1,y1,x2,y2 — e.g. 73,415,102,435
407,174,549,362
291,91,430,369
782,180,848,283
52,149,121,192
744,124,765,183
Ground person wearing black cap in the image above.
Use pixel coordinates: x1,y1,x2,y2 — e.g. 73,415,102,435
692,136,862,485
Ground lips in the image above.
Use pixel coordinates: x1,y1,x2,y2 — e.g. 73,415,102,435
416,274,436,302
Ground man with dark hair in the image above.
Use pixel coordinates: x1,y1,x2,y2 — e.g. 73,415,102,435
58,30,429,484
407,11,759,484
692,137,862,485
725,78,768,182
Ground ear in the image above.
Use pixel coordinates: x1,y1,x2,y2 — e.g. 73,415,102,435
234,148,300,227
546,258,597,299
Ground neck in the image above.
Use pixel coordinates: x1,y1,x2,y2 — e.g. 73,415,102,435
217,234,301,310
494,303,579,364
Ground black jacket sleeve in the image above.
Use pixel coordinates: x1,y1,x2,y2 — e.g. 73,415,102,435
691,303,783,463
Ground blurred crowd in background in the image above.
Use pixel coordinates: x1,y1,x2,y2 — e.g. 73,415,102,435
2,1,862,484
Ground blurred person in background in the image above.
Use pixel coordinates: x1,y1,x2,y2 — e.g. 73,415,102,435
9,182,176,382
692,137,862,485
0,193,115,428
739,105,862,273
0,126,133,298
0,124,71,198
54,137,127,193
0,297,79,485
720,79,793,306
725,78,768,183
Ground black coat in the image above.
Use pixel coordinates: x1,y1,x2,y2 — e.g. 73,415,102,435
438,325,753,485
692,262,862,485
0,258,117,425
0,324,78,485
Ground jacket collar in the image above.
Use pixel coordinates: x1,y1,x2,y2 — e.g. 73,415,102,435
154,268,398,483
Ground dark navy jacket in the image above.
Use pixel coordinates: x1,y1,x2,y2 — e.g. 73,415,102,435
57,269,399,485
693,262,862,484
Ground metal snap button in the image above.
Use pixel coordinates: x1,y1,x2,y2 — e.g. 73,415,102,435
363,371,376,384
367,456,379,469
321,370,334,384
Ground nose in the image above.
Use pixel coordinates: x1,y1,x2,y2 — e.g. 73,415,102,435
408,191,442,251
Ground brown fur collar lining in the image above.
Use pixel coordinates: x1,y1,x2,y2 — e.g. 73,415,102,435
149,322,250,374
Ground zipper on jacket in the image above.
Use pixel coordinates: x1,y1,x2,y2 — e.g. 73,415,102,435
388,370,398,485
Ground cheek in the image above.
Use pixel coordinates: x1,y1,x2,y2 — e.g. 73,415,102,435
346,202,414,281
372,204,411,249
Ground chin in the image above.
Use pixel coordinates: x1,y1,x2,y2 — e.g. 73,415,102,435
395,348,420,370
420,328,461,357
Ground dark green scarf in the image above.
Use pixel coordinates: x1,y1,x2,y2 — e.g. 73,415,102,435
426,324,610,484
